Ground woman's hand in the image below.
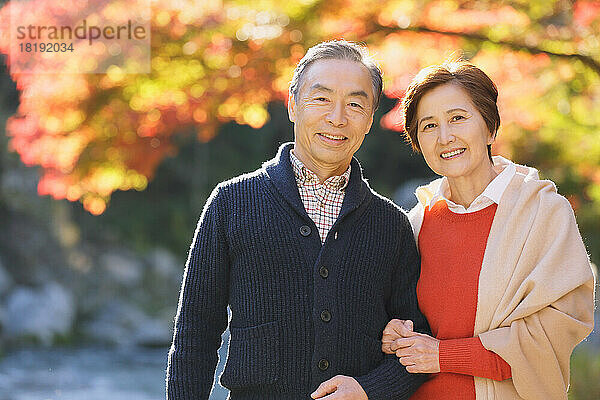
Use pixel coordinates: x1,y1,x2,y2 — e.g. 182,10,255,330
381,319,417,354
392,333,440,373
381,319,441,373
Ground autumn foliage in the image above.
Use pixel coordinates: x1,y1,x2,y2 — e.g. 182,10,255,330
0,0,599,215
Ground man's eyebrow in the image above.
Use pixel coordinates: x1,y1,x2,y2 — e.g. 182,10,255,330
349,90,369,99
309,84,369,99
310,83,333,92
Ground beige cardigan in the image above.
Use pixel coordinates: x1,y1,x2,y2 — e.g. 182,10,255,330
410,158,595,400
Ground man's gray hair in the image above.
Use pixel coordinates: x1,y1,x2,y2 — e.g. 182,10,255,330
289,40,383,111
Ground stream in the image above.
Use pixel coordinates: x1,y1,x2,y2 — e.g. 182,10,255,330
0,344,229,400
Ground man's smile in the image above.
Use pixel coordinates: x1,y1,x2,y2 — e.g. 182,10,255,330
317,132,348,143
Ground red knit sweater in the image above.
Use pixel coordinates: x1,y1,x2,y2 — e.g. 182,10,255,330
410,201,512,400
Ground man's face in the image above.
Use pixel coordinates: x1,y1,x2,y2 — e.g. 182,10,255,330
288,59,375,178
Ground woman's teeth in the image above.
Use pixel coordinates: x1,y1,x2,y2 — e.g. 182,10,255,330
441,148,465,159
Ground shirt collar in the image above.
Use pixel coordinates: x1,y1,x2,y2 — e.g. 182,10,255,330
290,150,351,191
428,160,517,209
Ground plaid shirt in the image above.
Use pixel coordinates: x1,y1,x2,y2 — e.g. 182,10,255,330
290,150,351,243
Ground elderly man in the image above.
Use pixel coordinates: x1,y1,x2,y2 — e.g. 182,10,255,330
166,40,428,400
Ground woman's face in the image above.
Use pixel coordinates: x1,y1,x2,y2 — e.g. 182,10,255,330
416,83,495,180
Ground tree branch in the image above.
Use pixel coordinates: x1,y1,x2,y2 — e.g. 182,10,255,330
373,25,600,74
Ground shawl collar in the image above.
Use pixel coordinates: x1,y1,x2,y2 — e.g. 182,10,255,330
263,143,370,222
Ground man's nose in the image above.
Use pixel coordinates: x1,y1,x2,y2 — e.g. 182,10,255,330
326,102,347,127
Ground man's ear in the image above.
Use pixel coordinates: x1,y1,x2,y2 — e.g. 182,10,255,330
365,114,374,135
287,94,296,123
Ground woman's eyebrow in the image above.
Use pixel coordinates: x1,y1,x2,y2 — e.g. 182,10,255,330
419,116,434,126
446,107,469,114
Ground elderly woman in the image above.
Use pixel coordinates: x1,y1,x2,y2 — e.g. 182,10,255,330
381,61,595,399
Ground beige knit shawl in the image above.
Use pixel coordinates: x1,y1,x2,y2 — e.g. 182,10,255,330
412,159,595,400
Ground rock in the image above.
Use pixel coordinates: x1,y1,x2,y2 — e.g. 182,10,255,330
0,258,13,296
82,300,172,347
2,282,75,345
100,252,143,287
133,316,173,347
147,248,180,281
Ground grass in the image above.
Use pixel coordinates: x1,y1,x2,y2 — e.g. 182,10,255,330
569,344,600,400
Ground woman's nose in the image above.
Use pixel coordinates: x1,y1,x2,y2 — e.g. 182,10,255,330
438,124,455,144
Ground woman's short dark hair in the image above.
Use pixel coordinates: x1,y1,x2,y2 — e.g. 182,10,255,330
402,60,500,160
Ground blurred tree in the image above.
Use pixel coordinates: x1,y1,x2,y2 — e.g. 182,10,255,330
569,346,600,400
0,0,598,253
0,58,19,214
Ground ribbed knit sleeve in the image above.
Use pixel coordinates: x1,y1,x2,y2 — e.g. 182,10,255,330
355,215,429,399
439,337,512,381
166,186,230,400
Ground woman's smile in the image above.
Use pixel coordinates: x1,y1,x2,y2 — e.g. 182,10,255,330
440,148,466,159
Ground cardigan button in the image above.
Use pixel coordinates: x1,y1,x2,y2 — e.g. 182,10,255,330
320,310,331,322
299,225,311,237
318,358,329,371
319,266,329,278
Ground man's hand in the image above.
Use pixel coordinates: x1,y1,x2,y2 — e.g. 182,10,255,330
381,319,416,354
311,375,368,399
391,333,440,373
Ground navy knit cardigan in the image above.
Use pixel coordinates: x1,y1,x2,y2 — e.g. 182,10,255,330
166,143,429,400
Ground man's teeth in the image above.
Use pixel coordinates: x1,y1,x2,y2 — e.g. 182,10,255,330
320,133,346,140
441,148,465,159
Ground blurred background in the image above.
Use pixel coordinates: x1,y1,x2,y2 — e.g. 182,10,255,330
0,0,598,399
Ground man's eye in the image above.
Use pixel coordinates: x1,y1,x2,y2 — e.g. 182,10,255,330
349,102,363,108
315,97,328,101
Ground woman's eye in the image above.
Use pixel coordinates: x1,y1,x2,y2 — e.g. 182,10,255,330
451,115,465,121
423,123,436,130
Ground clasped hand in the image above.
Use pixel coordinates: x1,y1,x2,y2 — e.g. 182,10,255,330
381,319,441,373
310,319,440,399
